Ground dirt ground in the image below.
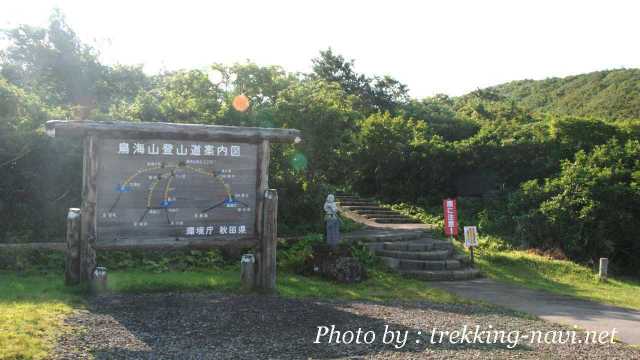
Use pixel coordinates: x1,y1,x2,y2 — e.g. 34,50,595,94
53,292,640,359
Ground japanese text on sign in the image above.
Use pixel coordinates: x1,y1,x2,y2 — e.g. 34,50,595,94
443,198,459,237
96,139,258,245
464,226,479,247
116,142,241,157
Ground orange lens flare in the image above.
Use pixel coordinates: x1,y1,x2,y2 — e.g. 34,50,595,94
232,94,250,112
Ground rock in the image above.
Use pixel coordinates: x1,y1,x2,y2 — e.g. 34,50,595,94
328,257,365,283
303,243,366,283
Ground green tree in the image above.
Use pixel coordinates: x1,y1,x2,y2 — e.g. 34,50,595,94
353,112,432,199
0,77,80,242
509,139,640,272
311,48,409,114
1,9,105,107
402,95,479,141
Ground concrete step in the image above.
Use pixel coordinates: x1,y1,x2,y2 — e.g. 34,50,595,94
363,213,407,219
383,240,453,252
372,218,422,224
452,253,473,266
369,215,414,219
356,210,398,216
400,268,481,281
342,206,384,211
339,201,378,206
380,258,462,271
399,259,461,271
348,230,427,244
336,196,374,202
375,249,451,260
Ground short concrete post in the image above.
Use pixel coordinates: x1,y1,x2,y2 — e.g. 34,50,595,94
599,258,608,281
65,208,82,285
241,254,256,290
90,266,108,294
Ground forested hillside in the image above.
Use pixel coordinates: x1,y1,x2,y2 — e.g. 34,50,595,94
1,12,639,275
482,69,640,120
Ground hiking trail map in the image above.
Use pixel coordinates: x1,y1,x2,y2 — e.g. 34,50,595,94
96,138,257,245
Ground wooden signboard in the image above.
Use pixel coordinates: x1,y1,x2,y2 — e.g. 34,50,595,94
47,120,301,291
96,138,258,247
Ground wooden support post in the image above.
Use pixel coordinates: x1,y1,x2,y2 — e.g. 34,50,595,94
256,189,278,293
65,208,81,285
599,258,608,282
470,246,475,265
255,140,270,241
80,135,98,282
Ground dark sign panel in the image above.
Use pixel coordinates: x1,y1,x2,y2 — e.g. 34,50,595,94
96,138,257,246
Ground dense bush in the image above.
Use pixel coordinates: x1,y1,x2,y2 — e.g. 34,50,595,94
0,248,231,273
0,248,65,272
277,234,323,273
507,139,640,273
1,12,639,274
96,249,228,272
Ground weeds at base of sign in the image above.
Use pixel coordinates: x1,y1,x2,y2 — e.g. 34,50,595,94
96,249,229,273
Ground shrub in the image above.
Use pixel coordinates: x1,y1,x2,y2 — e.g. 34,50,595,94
507,139,640,273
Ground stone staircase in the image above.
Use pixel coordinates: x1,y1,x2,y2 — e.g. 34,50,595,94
338,193,481,281
335,194,421,224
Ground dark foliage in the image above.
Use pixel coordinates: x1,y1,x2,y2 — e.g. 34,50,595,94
1,12,639,274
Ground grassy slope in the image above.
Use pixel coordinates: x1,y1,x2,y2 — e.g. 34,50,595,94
389,202,640,310
472,248,640,310
0,266,459,360
478,251,640,309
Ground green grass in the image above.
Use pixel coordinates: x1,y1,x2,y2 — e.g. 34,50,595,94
0,266,460,359
107,268,241,293
277,269,461,303
477,249,640,310
383,199,640,310
107,267,459,303
457,243,640,310
0,274,84,360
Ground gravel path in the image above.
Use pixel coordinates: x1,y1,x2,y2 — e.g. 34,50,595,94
52,292,640,359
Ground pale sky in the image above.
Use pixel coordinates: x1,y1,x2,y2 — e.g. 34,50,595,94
1,0,639,98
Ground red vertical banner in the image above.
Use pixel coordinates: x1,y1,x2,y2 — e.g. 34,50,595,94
443,198,458,237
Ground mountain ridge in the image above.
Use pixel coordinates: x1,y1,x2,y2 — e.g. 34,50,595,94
473,68,640,121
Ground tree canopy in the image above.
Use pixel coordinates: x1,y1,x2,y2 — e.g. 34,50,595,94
1,12,639,273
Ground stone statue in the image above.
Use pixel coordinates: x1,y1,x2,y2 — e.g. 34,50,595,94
324,194,341,248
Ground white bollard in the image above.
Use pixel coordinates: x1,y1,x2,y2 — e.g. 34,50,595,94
599,258,608,281
91,266,108,294
241,254,256,290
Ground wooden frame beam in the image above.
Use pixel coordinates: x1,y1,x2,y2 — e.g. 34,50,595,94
46,120,302,143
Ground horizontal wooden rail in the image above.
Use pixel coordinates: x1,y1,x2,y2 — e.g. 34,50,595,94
0,242,66,251
0,236,304,252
